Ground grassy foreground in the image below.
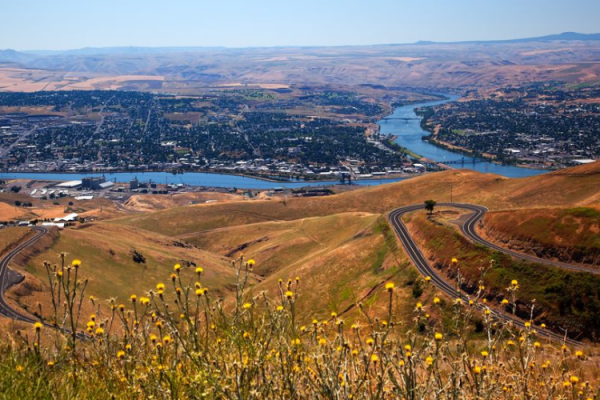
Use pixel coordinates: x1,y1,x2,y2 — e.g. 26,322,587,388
0,255,597,399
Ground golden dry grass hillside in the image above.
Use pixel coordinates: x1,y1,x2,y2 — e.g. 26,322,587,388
124,192,241,212
180,212,422,322
114,161,600,238
0,191,126,222
8,223,239,322
482,206,600,265
2,163,600,398
3,161,600,329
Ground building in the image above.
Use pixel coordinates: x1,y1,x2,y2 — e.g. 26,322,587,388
56,180,83,190
82,176,107,190
42,222,65,228
54,213,78,222
99,181,114,190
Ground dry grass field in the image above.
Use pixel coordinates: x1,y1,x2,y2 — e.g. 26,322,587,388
113,161,600,240
482,206,600,265
1,162,600,397
19,223,237,304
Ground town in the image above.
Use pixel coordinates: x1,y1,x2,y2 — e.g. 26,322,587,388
0,89,423,180
423,84,600,167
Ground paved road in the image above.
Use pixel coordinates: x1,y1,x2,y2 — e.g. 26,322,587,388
0,227,90,340
389,203,581,346
0,125,38,159
457,203,600,275
0,227,47,323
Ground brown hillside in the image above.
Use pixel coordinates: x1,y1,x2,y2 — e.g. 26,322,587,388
482,206,600,266
113,162,600,237
183,211,421,322
124,192,241,212
17,223,238,307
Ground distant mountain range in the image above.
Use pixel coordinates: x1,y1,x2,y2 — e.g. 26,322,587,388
0,49,36,63
25,46,228,57
1,32,600,90
1,32,599,62
415,32,600,45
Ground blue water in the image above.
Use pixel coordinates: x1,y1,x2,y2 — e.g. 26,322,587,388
0,171,407,189
378,96,548,178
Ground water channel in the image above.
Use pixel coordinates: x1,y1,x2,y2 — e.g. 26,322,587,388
378,95,547,178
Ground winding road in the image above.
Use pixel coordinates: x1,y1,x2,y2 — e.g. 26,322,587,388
0,226,47,323
457,204,600,275
389,203,582,346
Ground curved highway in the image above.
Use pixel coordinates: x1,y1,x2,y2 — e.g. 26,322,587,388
0,226,48,323
457,204,600,275
389,203,581,346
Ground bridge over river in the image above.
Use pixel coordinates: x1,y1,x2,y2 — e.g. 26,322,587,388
381,117,420,121
441,157,485,165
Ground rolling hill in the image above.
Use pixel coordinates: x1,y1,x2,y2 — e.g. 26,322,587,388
2,33,600,92
114,161,600,239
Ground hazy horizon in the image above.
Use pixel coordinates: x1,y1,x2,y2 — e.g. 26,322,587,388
2,0,599,51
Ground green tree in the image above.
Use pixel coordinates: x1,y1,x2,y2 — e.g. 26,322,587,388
424,199,437,215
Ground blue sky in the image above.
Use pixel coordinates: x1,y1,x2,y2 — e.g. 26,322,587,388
2,0,599,50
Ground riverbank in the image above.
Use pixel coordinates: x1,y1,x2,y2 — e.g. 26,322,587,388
1,168,415,185
1,169,292,183
426,132,553,171
0,171,412,190
379,96,548,178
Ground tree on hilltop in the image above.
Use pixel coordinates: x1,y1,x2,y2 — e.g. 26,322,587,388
424,199,437,215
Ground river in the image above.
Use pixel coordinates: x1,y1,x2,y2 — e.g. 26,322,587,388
0,171,407,190
378,96,548,178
